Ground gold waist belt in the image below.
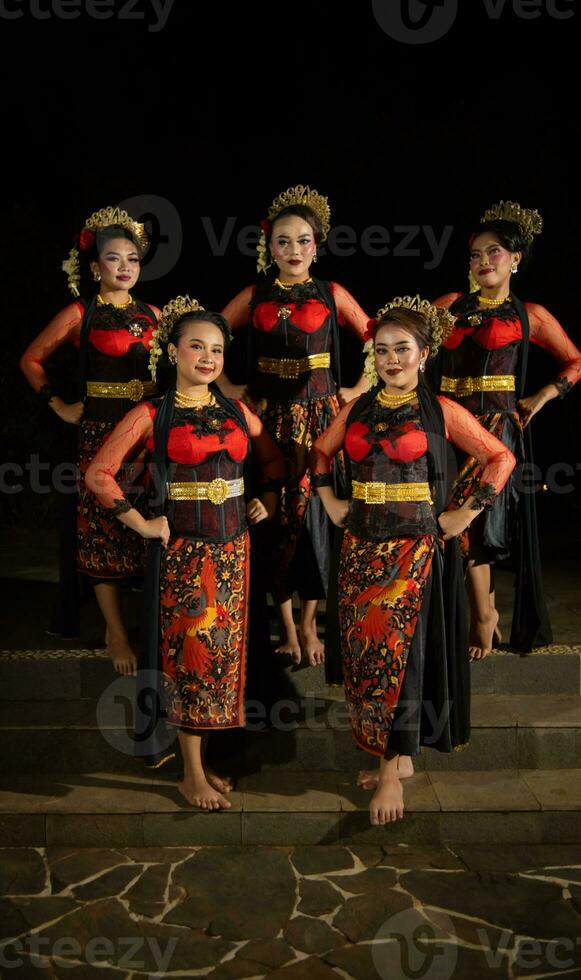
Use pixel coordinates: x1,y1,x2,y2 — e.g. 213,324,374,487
440,375,515,396
86,379,156,402
352,481,433,505
167,477,244,505
257,352,331,379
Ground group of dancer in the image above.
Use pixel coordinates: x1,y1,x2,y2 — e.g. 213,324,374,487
20,189,581,825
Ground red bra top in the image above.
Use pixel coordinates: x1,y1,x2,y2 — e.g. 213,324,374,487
145,413,248,466
89,319,156,357
253,299,330,333
346,420,428,464
444,315,522,351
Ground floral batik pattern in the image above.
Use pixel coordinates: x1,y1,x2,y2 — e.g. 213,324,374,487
77,419,147,578
261,395,343,600
339,532,435,757
447,411,510,558
160,532,249,730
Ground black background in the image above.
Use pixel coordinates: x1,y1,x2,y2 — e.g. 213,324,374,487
2,0,580,552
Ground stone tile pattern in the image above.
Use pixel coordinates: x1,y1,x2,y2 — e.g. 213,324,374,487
2,844,581,977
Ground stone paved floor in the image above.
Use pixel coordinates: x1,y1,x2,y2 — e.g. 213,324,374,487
2,844,581,978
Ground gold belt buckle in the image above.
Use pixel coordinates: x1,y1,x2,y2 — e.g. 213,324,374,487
456,378,474,396
365,482,386,504
280,360,301,379
126,379,144,402
207,478,230,505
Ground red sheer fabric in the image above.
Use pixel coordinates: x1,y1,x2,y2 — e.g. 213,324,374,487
222,286,256,331
86,398,283,511
330,282,369,341
309,393,514,498
20,302,84,392
439,396,514,493
434,293,581,387
86,402,154,509
527,303,581,387
310,399,359,479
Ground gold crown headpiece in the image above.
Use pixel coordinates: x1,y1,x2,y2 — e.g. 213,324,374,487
480,200,543,244
149,295,205,381
363,295,454,387
61,205,149,297
257,184,331,274
375,295,455,353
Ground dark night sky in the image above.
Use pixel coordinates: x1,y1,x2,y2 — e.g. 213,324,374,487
2,0,580,544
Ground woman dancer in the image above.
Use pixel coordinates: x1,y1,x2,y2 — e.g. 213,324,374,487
433,201,581,657
20,206,159,674
219,185,369,666
87,297,283,807
310,296,515,824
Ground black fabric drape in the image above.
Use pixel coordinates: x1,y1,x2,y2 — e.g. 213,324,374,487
135,388,176,768
509,293,552,651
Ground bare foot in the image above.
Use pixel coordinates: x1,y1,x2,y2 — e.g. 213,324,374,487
275,635,302,665
469,609,499,661
299,625,325,667
107,639,137,676
178,775,232,810
205,768,234,794
358,756,414,790
370,776,404,825
493,623,503,646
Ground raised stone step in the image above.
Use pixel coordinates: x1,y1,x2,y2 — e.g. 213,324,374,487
1,692,581,774
1,645,580,699
0,769,580,847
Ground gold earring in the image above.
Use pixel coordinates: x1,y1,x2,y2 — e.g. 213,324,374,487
93,271,101,282
511,263,518,274
313,251,317,263
169,352,177,365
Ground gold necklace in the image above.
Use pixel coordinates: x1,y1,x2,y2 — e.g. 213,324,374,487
477,293,509,308
97,293,134,309
274,277,312,290
377,388,418,408
175,389,214,408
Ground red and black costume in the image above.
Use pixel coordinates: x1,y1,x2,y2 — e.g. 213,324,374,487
20,296,158,633
223,278,368,604
310,385,515,758
432,291,581,650
86,389,283,765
